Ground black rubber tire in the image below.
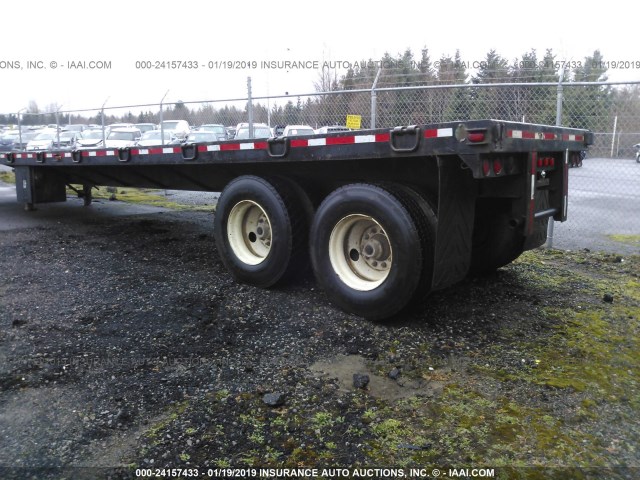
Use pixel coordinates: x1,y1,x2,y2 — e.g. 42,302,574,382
309,183,424,320
378,183,437,302
468,199,524,275
213,175,309,288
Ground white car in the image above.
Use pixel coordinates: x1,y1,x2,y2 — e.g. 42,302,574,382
25,130,58,151
56,131,81,150
136,130,174,146
160,120,190,140
180,131,220,143
135,123,157,134
76,130,106,149
234,123,272,139
282,125,315,137
63,124,86,133
105,128,142,148
108,123,135,130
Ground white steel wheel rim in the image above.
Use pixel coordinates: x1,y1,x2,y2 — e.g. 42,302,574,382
227,200,272,265
329,214,393,291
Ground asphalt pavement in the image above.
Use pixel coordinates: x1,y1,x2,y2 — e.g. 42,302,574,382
551,157,639,254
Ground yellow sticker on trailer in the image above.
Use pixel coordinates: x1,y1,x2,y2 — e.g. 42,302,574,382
346,115,361,130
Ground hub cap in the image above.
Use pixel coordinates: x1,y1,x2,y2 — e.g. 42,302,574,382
329,214,393,291
227,200,272,265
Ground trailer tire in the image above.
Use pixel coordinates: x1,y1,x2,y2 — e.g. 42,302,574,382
214,175,308,287
310,183,424,320
378,183,437,302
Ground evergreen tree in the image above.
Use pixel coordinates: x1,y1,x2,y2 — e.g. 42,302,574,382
437,51,470,121
508,49,556,124
471,50,513,120
563,50,612,131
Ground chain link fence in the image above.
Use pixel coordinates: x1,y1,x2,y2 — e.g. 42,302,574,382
2,81,639,253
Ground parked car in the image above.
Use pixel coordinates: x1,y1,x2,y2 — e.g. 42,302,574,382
62,124,86,133
198,124,227,140
25,130,58,151
105,128,142,148
315,125,350,134
76,130,106,149
282,125,315,137
225,126,236,139
234,123,271,140
273,125,286,137
178,131,220,144
135,123,157,134
136,130,174,146
0,132,19,152
13,132,37,151
160,120,190,140
56,131,81,150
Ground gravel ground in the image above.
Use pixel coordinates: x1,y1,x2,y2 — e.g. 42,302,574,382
0,188,639,480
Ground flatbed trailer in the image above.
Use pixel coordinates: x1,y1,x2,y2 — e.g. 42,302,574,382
1,120,592,319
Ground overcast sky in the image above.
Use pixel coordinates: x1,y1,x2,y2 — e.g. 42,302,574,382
1,0,638,116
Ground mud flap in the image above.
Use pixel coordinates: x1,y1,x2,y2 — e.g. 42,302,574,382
431,156,477,291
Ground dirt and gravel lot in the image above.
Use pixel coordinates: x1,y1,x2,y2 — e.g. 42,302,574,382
0,184,639,480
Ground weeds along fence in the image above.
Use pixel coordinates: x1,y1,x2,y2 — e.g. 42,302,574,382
3,80,640,251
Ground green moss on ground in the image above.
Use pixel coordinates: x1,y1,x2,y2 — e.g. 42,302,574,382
68,186,214,211
607,234,640,247
0,171,16,184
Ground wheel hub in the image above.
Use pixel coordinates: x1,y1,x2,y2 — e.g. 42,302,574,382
361,227,391,271
227,200,272,265
329,214,393,291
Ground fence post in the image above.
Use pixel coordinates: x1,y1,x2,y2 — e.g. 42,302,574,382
158,91,169,144
555,70,564,126
547,72,564,249
247,77,254,138
101,96,110,146
17,109,24,149
610,115,618,158
370,68,382,129
55,110,60,147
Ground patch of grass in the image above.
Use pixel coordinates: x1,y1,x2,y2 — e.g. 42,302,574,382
67,185,214,211
607,234,640,247
0,170,15,184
